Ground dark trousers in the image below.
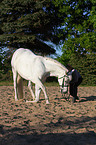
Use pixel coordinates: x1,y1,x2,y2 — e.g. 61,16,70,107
70,77,83,99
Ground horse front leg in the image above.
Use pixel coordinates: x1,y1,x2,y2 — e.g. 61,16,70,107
34,84,41,102
26,79,49,104
28,81,35,100
41,85,50,104
36,80,50,104
26,84,40,103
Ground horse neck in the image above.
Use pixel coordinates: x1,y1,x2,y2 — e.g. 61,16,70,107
44,59,67,78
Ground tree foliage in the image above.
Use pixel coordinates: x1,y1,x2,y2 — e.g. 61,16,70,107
0,0,96,85
53,0,96,54
55,0,96,85
68,53,96,86
0,47,12,81
0,0,65,54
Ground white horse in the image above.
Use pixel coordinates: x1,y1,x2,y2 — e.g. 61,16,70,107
11,48,72,104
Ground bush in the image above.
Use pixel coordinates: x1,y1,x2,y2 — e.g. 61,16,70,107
68,53,96,86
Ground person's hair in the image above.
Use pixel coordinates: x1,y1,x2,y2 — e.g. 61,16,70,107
66,64,73,70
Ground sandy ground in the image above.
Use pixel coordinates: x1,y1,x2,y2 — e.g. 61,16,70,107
0,86,96,145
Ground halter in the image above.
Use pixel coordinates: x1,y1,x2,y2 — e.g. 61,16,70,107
59,74,70,100
59,74,70,93
59,74,69,87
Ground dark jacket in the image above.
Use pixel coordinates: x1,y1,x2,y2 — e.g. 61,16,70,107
70,69,82,83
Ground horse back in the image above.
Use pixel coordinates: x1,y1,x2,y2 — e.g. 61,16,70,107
11,48,35,67
11,48,46,80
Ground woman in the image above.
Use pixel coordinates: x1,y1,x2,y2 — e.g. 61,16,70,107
67,64,83,103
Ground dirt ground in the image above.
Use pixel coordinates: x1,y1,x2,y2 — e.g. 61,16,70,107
0,86,96,145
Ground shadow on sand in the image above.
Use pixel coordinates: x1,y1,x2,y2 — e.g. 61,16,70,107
0,116,96,145
0,129,96,145
80,96,96,102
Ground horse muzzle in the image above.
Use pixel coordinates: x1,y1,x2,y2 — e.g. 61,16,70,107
60,87,68,94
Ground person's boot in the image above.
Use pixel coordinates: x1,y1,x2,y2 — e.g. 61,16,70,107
72,97,76,103
75,96,79,101
73,96,79,103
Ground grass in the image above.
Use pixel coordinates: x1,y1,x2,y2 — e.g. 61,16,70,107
0,81,13,86
0,80,59,86
0,80,95,87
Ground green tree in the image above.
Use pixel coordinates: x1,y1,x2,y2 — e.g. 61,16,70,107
0,0,64,81
68,53,96,85
54,0,96,85
54,0,96,58
0,0,96,84
0,0,65,54
0,47,12,81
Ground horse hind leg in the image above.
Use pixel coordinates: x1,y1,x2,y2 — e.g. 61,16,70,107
17,74,23,99
12,68,18,101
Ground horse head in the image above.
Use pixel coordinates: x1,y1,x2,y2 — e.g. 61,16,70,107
58,72,72,94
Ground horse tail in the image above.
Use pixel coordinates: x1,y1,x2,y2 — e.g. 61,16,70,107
17,74,23,99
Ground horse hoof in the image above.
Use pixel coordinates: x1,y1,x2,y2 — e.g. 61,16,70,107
15,99,18,101
46,101,50,104
26,100,38,103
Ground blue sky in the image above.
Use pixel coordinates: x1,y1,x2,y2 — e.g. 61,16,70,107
44,41,63,58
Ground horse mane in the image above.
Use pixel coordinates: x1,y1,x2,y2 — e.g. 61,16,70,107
44,57,68,72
